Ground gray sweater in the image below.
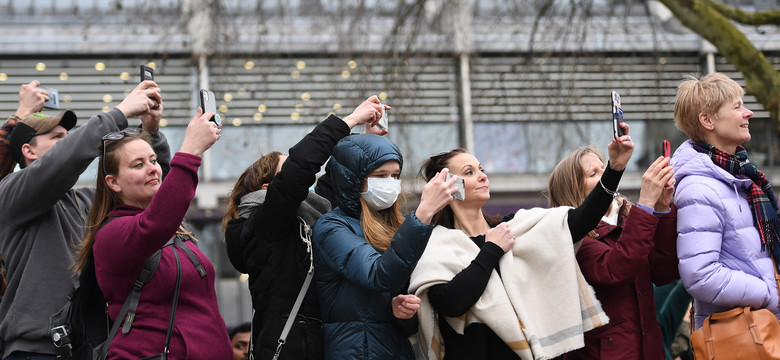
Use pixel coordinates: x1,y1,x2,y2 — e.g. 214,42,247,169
0,108,170,356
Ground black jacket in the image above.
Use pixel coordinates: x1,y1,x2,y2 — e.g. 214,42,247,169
225,115,350,360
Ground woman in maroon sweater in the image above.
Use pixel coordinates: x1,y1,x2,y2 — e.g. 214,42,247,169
74,108,231,359
548,146,679,360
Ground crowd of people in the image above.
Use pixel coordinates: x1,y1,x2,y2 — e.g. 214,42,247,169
0,71,772,360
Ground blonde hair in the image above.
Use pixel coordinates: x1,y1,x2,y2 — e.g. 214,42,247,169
547,146,625,217
674,73,744,142
359,196,406,252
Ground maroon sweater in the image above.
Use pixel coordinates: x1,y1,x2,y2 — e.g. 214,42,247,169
93,152,232,360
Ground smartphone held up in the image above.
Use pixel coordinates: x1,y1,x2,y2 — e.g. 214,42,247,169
611,91,624,139
199,89,222,126
446,173,465,201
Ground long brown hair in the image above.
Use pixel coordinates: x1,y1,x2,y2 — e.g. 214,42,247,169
221,151,282,232
419,148,500,229
74,130,152,273
360,195,406,251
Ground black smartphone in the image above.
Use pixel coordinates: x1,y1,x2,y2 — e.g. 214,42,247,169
611,91,624,139
42,87,59,110
140,65,154,82
199,89,222,126
446,173,465,201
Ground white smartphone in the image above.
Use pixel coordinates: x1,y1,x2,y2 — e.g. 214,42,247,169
446,173,465,201
377,103,388,131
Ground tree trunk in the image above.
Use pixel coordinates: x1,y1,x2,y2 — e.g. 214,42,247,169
658,0,780,132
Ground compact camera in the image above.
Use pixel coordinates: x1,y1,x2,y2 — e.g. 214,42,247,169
377,103,388,131
43,87,59,110
50,324,74,359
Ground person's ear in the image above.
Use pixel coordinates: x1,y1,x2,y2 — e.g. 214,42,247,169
105,174,122,194
699,112,714,131
261,183,269,190
20,143,38,164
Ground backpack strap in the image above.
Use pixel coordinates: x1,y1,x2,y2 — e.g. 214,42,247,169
173,235,206,277
121,246,166,334
97,247,164,360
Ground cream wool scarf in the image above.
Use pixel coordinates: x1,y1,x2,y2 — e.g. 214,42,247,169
409,206,609,360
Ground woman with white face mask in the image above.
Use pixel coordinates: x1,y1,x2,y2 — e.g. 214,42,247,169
312,133,457,359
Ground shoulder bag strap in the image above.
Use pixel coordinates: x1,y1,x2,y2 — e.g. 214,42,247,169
162,245,182,356
271,270,313,360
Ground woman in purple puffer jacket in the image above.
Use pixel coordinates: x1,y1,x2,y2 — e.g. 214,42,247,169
672,73,780,329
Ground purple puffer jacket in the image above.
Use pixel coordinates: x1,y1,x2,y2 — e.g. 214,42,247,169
673,139,780,329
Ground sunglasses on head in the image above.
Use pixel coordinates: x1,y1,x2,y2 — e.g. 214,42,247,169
101,129,138,175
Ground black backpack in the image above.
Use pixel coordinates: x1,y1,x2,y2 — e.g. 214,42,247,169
48,230,205,360
49,247,163,360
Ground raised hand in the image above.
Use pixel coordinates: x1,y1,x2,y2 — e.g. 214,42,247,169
16,80,48,119
486,222,515,253
607,122,634,171
637,156,675,211
179,108,221,157
392,294,421,319
140,102,163,133
343,95,384,129
115,80,162,119
415,168,457,224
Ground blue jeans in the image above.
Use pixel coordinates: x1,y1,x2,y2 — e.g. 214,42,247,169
4,352,55,360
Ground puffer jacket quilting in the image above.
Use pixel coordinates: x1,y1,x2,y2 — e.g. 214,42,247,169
313,134,433,360
673,139,780,329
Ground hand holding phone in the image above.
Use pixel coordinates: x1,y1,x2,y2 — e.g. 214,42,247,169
446,173,465,201
199,89,222,126
611,91,624,139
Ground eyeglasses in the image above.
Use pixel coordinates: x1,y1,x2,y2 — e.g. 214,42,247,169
101,129,137,175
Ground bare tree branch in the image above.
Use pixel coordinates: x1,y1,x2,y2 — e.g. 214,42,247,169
704,0,780,26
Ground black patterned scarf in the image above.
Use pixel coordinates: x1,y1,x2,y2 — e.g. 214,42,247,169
693,142,780,265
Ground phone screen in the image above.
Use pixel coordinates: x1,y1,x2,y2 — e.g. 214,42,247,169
140,65,154,82
611,91,624,139
446,173,465,201
200,89,222,126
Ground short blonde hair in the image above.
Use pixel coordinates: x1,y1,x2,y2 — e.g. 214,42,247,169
548,146,602,208
674,73,744,142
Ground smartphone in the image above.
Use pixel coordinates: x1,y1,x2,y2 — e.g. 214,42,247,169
446,173,465,201
611,91,624,139
199,89,222,126
377,103,388,131
662,140,671,159
140,65,154,82
42,87,59,110
662,140,671,167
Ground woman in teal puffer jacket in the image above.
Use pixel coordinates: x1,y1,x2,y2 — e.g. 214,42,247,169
312,134,456,359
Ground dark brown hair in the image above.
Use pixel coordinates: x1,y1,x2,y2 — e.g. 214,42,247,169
221,151,283,232
419,148,500,228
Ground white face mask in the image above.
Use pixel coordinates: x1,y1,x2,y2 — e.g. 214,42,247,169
360,177,402,211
